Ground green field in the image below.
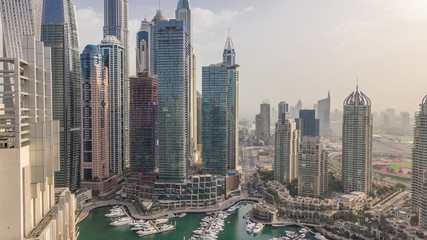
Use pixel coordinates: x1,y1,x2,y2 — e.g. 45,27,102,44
385,162,412,172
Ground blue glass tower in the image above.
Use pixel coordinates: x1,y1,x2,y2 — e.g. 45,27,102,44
202,34,240,174
157,20,190,182
42,0,81,191
297,110,320,137
202,65,229,174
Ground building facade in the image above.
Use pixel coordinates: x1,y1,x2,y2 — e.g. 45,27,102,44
129,72,158,172
342,87,373,194
298,136,328,197
297,109,320,137
0,35,76,240
274,119,300,183
100,36,126,174
260,102,271,143
412,95,427,217
42,0,82,191
278,101,289,123
202,65,229,175
80,45,109,182
157,20,190,182
317,92,331,135
104,0,129,169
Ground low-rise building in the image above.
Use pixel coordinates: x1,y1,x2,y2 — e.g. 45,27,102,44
251,203,279,224
75,188,93,211
154,175,225,209
338,191,370,212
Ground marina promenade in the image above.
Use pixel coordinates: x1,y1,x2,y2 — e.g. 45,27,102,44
77,196,262,224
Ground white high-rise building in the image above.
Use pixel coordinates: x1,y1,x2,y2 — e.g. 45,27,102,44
342,86,373,194
0,0,43,58
274,119,300,182
0,35,76,240
298,136,328,197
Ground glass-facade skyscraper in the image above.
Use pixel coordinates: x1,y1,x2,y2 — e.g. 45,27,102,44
297,109,320,137
342,86,373,194
42,0,81,191
100,36,126,174
157,20,189,182
80,45,110,182
202,65,229,174
104,0,129,169
411,95,427,228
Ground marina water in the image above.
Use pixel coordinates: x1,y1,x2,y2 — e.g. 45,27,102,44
78,204,319,240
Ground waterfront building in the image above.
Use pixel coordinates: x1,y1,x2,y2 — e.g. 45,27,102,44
197,91,202,146
274,119,300,183
278,101,289,123
157,20,190,182
412,95,427,218
100,36,126,174
104,0,129,169
342,86,373,194
223,34,239,171
317,92,331,135
298,136,328,197
202,64,229,175
42,0,81,191
260,102,271,143
0,35,76,240
202,33,240,174
154,175,224,208
296,110,319,137
251,204,279,224
129,72,158,172
80,45,110,193
176,0,198,167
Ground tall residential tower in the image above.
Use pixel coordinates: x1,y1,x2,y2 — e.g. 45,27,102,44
411,95,427,219
274,119,300,183
342,86,373,194
42,0,82,191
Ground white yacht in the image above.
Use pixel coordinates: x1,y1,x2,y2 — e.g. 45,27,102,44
110,217,132,226
153,218,169,225
246,222,256,233
253,223,264,234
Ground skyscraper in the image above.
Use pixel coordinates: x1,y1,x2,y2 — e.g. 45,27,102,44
342,86,373,194
100,35,126,174
274,119,300,183
42,0,81,191
202,64,229,175
317,92,331,135
278,101,289,123
412,95,427,216
0,35,76,240
298,136,328,197
255,114,262,141
129,72,158,172
136,19,151,73
260,102,271,143
197,91,202,145
80,45,109,182
176,0,198,166
0,0,42,58
223,34,239,171
157,20,189,182
104,0,129,169
150,10,166,75
297,110,320,137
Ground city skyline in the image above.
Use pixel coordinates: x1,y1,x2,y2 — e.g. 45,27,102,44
70,0,427,117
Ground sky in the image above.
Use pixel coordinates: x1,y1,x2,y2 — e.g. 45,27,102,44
74,0,427,120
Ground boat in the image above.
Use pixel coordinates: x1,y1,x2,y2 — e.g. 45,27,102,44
246,222,256,233
227,206,237,212
315,233,328,240
193,229,204,235
299,228,309,234
153,218,169,225
253,223,264,234
110,217,132,226
158,224,175,231
178,213,187,218
298,233,306,239
137,228,157,237
285,231,298,239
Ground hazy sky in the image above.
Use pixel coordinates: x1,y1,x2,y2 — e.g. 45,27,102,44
74,0,427,119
